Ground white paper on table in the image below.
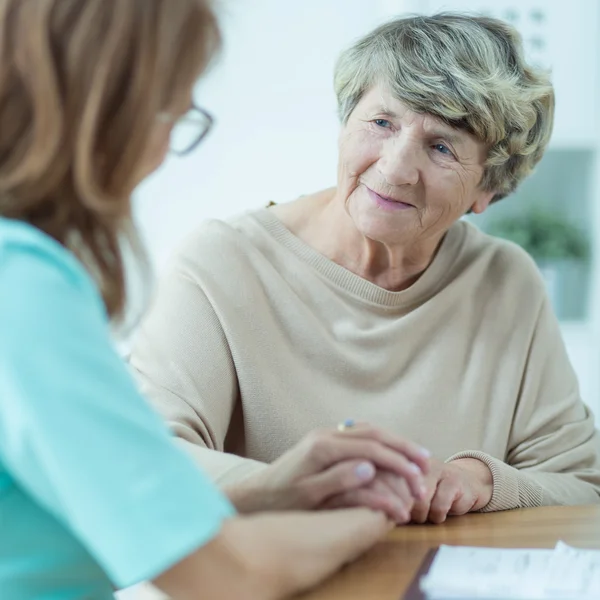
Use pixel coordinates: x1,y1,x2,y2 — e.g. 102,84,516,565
544,542,600,599
419,542,600,600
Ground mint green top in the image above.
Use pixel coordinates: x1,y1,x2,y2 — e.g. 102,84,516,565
0,217,234,599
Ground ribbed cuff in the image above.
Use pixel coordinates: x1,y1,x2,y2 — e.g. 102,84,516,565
446,451,544,512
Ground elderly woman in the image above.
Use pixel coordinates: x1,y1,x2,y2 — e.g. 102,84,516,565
130,13,600,524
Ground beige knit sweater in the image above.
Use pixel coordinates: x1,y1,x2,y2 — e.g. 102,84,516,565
130,209,600,512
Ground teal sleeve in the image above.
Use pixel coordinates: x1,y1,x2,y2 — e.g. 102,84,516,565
0,242,234,588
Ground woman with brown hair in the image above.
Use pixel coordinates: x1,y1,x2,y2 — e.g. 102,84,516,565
0,1,431,598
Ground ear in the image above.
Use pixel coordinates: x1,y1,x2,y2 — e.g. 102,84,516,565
470,190,495,215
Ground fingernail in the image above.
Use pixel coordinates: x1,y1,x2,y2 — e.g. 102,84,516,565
419,447,431,458
409,463,422,474
355,462,375,481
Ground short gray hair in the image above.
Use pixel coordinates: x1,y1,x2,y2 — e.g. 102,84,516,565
334,13,555,202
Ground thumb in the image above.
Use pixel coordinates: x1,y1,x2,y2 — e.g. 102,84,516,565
299,460,376,507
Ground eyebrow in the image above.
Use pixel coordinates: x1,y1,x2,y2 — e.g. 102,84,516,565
374,106,399,119
427,128,468,147
372,105,469,147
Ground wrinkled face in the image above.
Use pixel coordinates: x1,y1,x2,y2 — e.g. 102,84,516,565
337,84,495,246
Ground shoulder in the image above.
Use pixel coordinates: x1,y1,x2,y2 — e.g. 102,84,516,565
455,219,547,298
0,218,93,285
165,210,276,280
181,209,269,251
0,218,103,321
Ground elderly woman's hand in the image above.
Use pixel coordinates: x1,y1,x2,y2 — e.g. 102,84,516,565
409,458,493,524
324,456,494,524
319,469,416,524
226,424,430,515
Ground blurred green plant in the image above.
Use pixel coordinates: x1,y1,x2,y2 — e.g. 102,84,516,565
486,209,590,262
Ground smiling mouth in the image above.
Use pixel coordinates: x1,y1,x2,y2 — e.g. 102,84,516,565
365,186,414,208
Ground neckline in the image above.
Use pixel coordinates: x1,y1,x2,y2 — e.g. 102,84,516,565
250,208,466,309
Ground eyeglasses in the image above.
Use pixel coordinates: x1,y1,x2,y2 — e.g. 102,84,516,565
157,104,214,156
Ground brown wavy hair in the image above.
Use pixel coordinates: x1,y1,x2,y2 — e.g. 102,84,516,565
0,0,220,318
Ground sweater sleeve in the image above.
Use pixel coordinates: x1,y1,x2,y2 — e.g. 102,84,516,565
447,297,600,511
129,258,268,487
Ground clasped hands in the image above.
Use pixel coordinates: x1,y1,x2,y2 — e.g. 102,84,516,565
227,421,494,524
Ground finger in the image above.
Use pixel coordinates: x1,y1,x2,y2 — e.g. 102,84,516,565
298,460,376,507
428,477,460,524
378,472,415,519
322,485,408,523
369,477,411,523
308,436,427,500
410,476,438,524
448,486,476,516
373,474,413,524
336,424,431,474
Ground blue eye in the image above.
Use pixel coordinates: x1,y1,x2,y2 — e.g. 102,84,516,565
434,143,452,156
374,119,391,128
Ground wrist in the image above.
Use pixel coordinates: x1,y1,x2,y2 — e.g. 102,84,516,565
223,467,284,513
223,477,266,513
219,518,288,600
221,517,301,600
153,517,279,600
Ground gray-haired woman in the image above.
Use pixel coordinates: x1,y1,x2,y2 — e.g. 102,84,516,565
131,13,600,524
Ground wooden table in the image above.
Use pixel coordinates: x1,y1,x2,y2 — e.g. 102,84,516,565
298,505,600,600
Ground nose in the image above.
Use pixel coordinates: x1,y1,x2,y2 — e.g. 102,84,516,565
376,137,420,186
